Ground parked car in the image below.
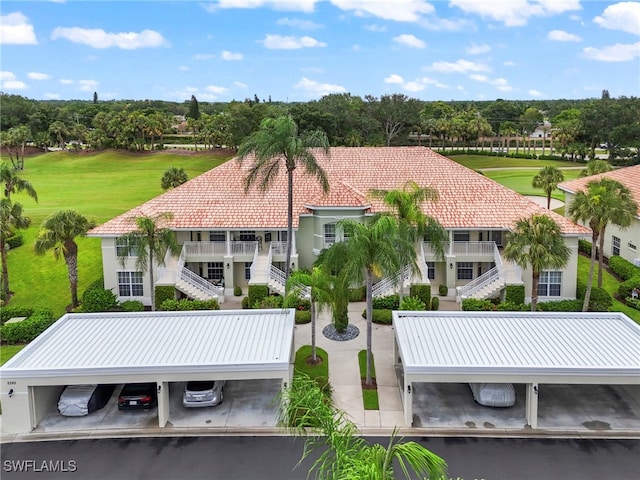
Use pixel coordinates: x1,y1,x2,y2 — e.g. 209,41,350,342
117,383,157,411
58,384,115,417
468,383,515,407
183,380,225,408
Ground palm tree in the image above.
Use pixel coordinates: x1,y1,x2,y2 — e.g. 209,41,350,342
117,213,181,311
369,181,447,302
286,267,333,365
316,240,353,333
237,115,330,281
161,167,188,190
1,162,38,201
338,215,410,385
579,159,613,178
503,214,570,311
0,198,31,299
531,166,565,209
568,179,637,309
34,210,96,309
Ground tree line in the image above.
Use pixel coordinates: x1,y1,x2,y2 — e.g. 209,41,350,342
1,90,639,165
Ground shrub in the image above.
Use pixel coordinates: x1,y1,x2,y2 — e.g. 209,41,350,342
399,296,427,311
438,284,448,296
283,295,311,311
349,287,366,302
155,286,175,306
81,287,118,312
536,299,582,312
576,281,614,312
234,286,242,296
6,234,23,249
1,310,55,344
410,284,431,307
608,256,640,281
248,285,269,307
578,239,592,257
361,309,393,325
430,296,439,310
120,300,145,312
372,295,399,310
461,298,494,311
626,297,640,310
254,295,283,309
241,296,250,309
496,301,528,311
159,298,220,311
295,310,311,324
504,285,525,305
619,277,640,300
1,306,34,325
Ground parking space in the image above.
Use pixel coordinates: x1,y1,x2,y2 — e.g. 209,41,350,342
411,383,640,431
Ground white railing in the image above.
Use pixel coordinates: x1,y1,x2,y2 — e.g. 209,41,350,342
451,241,496,256
492,242,503,267
183,241,227,257
270,241,287,255
175,246,223,298
156,248,175,283
249,243,261,281
269,264,287,291
456,264,521,302
372,264,412,297
423,241,449,259
231,241,259,255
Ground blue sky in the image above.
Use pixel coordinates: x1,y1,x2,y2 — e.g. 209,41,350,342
1,1,639,103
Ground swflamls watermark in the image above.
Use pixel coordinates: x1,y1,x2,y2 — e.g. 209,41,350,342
3,459,77,473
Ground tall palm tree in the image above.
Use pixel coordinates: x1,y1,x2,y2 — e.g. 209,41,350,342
338,215,410,385
1,162,38,201
503,214,570,312
316,240,353,334
34,210,96,309
568,179,637,309
237,115,330,281
117,213,181,311
286,267,333,365
578,159,613,178
532,166,564,209
0,198,31,299
161,167,188,190
369,181,447,302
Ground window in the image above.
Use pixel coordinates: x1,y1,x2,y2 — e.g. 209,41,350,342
453,231,470,242
538,271,562,297
209,232,226,242
324,223,336,247
239,231,256,241
116,237,137,257
426,262,435,280
629,241,637,252
190,231,202,242
457,262,473,280
207,262,224,280
118,271,143,297
491,231,503,247
245,262,251,280
612,236,621,256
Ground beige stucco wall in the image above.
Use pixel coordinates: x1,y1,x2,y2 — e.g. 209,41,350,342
100,237,153,306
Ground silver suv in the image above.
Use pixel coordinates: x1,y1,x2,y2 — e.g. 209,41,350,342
182,380,225,408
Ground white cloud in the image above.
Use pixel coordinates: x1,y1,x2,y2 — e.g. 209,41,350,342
450,0,581,27
60,79,73,85
205,85,229,94
294,77,346,97
365,24,387,32
503,60,516,66
276,17,322,29
469,73,512,91
234,81,248,88
0,71,16,81
428,59,490,74
194,53,216,60
51,27,167,49
221,50,243,60
393,34,426,48
384,74,405,84
384,73,449,92
211,0,318,13
262,34,326,49
28,72,50,80
548,30,582,42
0,71,28,91
583,42,640,62
0,12,37,45
330,0,434,22
44,93,61,99
594,2,640,36
466,43,491,54
529,89,544,97
78,79,98,91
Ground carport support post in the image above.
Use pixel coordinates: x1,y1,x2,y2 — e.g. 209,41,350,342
157,382,170,428
403,378,413,427
525,382,538,429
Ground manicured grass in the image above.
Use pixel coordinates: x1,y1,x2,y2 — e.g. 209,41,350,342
482,169,582,200
1,344,24,365
577,255,640,323
3,150,230,318
294,345,329,380
448,154,580,170
358,350,379,410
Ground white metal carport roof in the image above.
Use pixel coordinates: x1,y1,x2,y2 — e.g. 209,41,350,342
1,309,295,434
393,311,640,428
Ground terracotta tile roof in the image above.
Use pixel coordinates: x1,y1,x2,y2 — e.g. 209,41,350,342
88,147,589,236
558,164,640,217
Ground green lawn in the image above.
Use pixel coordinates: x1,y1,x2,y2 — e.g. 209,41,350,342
294,345,329,380
3,150,230,318
1,344,24,365
482,169,582,200
448,154,581,170
358,350,379,410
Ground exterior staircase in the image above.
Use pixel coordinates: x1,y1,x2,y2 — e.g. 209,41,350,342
456,258,522,302
157,251,224,303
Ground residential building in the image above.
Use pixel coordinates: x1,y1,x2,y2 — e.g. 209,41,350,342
88,147,588,306
558,164,640,266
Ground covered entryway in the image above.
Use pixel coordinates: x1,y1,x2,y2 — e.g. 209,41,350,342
1,310,295,435
393,311,640,430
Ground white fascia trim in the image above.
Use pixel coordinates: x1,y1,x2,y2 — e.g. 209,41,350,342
303,205,371,211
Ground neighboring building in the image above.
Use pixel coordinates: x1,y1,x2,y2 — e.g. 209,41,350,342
559,164,640,266
88,147,588,306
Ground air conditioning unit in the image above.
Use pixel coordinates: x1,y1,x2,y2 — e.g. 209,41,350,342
634,258,640,267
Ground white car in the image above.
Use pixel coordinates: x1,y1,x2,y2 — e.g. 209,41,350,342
468,383,515,407
58,384,115,416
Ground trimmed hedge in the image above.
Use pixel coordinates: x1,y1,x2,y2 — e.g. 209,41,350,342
349,287,366,302
120,300,145,312
361,309,393,324
399,296,427,311
1,307,34,325
295,310,311,324
241,296,250,309
1,310,55,344
431,296,439,310
248,285,269,307
578,240,592,257
438,284,448,296
504,285,525,305
608,256,640,281
158,298,220,310
461,298,495,311
576,281,614,312
536,299,582,312
619,277,640,300
234,286,242,296
254,295,283,309
81,286,118,312
155,285,175,306
372,295,399,310
410,284,431,308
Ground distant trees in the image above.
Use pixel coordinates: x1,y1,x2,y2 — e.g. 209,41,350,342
187,95,200,120
532,166,564,209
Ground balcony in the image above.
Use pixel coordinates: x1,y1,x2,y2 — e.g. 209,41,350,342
422,241,497,261
182,241,259,261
